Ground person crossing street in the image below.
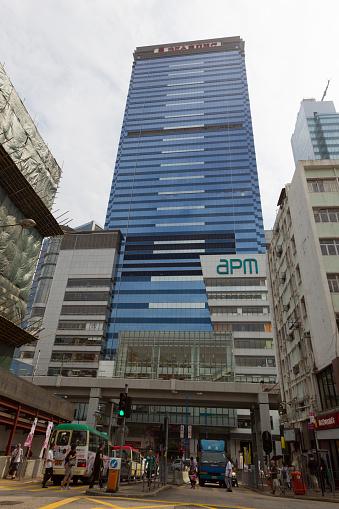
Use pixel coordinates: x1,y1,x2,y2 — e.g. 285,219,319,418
42,444,55,488
225,454,233,492
145,449,156,487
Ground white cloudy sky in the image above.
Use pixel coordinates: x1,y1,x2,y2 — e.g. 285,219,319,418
1,0,339,230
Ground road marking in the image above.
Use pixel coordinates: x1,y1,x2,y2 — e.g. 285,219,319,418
198,503,256,509
0,483,41,491
30,485,86,492
83,499,122,509
85,499,175,509
82,497,256,509
37,497,81,509
212,488,219,492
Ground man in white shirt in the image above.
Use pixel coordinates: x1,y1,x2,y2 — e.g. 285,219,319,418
9,444,23,479
225,454,233,492
42,444,55,488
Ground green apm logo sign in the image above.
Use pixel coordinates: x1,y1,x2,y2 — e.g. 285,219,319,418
217,258,258,275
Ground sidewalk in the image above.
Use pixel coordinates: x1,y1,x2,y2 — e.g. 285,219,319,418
242,481,337,504
0,476,42,485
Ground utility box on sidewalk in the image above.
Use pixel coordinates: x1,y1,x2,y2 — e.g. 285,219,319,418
107,457,121,493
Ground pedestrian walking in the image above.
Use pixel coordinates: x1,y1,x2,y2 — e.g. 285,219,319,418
225,454,233,492
61,444,77,490
319,457,330,490
89,443,104,489
145,449,156,487
307,454,320,492
42,444,55,488
281,462,291,491
8,444,23,479
270,460,282,495
189,457,197,489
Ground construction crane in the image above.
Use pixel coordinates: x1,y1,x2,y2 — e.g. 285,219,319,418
321,79,331,101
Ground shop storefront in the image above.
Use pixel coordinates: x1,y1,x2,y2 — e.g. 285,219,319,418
315,409,339,488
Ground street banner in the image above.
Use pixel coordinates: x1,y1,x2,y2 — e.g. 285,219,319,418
180,425,184,438
43,421,54,449
24,417,38,448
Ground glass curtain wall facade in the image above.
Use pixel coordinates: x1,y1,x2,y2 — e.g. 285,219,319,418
104,37,265,357
291,99,339,164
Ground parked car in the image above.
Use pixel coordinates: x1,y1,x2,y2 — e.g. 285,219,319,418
172,458,190,471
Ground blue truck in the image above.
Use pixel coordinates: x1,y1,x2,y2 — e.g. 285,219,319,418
198,439,227,487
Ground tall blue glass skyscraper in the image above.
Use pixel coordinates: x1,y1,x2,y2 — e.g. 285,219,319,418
104,37,265,358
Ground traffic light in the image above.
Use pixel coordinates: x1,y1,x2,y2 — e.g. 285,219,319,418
262,430,272,454
118,392,127,417
125,397,132,418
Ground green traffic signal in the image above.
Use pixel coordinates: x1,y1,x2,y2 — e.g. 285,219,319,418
119,409,125,417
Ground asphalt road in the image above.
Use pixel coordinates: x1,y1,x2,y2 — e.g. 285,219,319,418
0,479,334,509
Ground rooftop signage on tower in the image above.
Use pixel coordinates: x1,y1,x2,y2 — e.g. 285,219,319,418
154,42,221,53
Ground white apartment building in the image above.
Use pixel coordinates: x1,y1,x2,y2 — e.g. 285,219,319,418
267,159,339,477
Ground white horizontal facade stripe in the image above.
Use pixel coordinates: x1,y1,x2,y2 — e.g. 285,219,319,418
154,239,205,244
166,91,204,96
168,70,204,76
169,62,204,67
165,113,204,118
164,124,204,129
153,249,205,254
161,149,204,153
166,101,204,106
167,81,204,87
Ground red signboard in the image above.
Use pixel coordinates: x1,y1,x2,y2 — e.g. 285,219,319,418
154,42,221,53
124,440,141,448
315,412,339,430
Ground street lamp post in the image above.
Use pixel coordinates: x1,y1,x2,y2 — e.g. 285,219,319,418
172,391,202,467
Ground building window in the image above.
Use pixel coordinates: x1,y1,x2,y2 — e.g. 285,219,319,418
205,278,266,287
73,403,88,421
238,357,278,367
54,336,102,346
320,240,339,255
308,179,339,193
58,321,104,331
314,208,339,223
207,292,268,300
236,374,277,383
67,278,112,288
234,339,274,349
60,305,107,315
31,307,45,317
47,368,97,377
209,306,268,315
213,323,271,332
51,352,99,363
317,365,339,410
64,292,109,301
327,275,339,293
